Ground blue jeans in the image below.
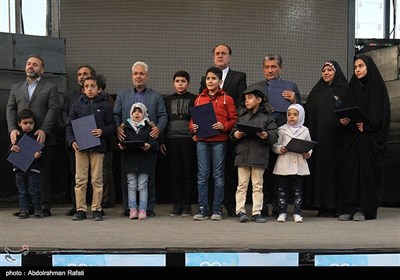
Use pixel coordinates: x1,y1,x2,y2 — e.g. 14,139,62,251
196,141,227,212
127,172,149,211
16,172,42,211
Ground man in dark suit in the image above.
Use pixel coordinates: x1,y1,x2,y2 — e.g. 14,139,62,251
199,44,247,217
199,44,247,106
7,54,59,217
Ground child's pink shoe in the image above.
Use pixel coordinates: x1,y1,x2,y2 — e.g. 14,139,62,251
129,209,138,220
138,210,147,220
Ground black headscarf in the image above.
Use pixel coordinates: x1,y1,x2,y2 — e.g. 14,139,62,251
307,60,348,106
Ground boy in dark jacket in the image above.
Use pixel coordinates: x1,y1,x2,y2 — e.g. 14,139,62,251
10,109,44,219
118,103,159,220
230,84,278,223
161,71,197,217
66,76,116,221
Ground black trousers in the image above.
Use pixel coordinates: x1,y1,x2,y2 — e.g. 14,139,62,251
167,138,196,206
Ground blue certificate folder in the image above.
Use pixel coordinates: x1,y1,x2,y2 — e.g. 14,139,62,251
189,102,221,139
7,134,44,172
71,114,101,151
268,80,296,112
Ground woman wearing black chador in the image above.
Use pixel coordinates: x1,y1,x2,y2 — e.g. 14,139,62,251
337,55,390,221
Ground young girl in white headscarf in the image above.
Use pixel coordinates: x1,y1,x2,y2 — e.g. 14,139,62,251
118,102,158,221
272,104,313,223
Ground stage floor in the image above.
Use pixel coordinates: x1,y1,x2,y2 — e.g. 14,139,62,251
1,204,399,253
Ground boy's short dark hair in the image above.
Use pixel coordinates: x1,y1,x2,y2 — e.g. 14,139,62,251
173,70,190,82
206,67,222,80
17,108,36,122
83,76,99,86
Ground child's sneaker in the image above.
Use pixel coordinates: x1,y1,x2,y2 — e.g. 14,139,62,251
251,214,267,223
18,210,29,219
237,212,248,223
33,209,44,219
138,210,147,220
193,206,209,221
293,214,303,223
72,210,87,221
92,210,103,221
129,209,138,220
211,210,223,221
277,213,287,222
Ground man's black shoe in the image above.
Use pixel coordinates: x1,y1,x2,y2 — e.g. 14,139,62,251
146,210,156,217
101,209,106,216
42,209,52,217
121,209,129,217
65,208,77,216
169,205,182,216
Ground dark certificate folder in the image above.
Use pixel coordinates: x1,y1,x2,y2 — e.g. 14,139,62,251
7,134,44,172
285,138,317,154
236,123,263,137
334,106,371,123
71,114,101,151
268,79,295,112
189,102,221,138
120,140,145,150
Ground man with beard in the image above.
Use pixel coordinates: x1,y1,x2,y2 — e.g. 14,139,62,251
7,54,59,217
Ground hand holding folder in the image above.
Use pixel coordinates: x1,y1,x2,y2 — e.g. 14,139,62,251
71,114,101,151
7,134,44,172
236,123,263,137
189,103,221,138
334,106,371,123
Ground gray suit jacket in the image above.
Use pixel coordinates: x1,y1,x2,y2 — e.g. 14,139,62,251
7,78,59,145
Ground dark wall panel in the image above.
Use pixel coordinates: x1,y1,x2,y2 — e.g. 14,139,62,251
60,0,349,100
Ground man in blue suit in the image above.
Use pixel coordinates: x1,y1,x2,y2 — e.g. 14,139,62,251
252,53,301,217
114,61,167,217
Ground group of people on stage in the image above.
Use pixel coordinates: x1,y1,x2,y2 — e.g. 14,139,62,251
6,44,390,224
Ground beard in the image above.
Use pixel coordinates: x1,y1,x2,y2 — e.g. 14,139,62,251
26,69,40,79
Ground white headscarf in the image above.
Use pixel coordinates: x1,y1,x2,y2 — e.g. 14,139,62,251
287,103,305,135
127,102,150,132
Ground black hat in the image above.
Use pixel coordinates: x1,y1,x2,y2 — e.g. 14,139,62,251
242,84,267,103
